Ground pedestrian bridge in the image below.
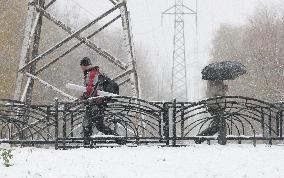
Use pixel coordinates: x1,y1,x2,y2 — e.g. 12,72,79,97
0,96,283,149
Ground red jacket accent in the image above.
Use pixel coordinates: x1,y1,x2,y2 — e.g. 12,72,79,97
84,67,100,97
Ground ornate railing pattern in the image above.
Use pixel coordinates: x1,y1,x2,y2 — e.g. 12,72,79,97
173,96,282,146
0,96,283,148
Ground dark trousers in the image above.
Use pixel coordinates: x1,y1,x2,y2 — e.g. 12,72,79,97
196,106,227,145
83,104,118,139
198,121,219,136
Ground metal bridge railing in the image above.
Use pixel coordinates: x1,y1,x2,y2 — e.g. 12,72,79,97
0,96,283,149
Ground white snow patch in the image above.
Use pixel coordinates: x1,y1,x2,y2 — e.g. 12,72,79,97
0,144,284,178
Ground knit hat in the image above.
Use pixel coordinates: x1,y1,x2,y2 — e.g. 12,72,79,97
80,57,92,66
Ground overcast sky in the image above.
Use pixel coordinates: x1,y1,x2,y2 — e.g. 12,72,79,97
127,0,278,63
59,0,283,100
128,0,281,100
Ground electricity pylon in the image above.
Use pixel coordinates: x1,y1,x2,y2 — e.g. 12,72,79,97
14,0,140,104
162,0,197,101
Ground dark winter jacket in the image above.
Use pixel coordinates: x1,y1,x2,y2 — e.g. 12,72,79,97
206,80,226,98
206,80,227,115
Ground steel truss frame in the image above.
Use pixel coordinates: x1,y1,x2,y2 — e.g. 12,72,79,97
14,0,140,104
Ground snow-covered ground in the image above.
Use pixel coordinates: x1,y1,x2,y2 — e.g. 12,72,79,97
1,144,284,178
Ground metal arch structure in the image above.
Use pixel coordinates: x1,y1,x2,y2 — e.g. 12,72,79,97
0,96,284,148
0,99,56,142
14,0,140,104
172,96,283,146
162,0,198,101
0,97,169,148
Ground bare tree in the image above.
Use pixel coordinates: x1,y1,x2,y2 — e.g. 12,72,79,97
211,6,284,102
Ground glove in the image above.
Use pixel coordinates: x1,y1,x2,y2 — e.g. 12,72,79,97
80,92,87,100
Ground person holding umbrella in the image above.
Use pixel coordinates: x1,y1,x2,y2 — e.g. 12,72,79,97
195,61,246,145
195,80,228,145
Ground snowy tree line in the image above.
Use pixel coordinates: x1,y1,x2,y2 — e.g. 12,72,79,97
211,5,284,102
2,1,283,103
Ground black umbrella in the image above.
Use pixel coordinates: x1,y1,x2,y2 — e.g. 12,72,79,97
202,61,246,80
